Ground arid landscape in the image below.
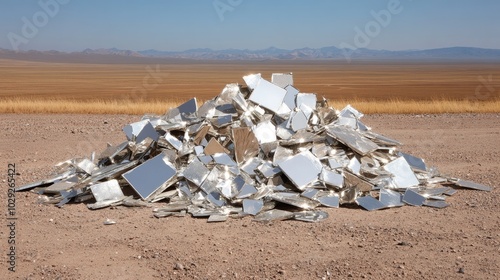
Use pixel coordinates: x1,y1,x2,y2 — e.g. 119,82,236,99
0,113,499,279
0,58,499,114
0,57,499,279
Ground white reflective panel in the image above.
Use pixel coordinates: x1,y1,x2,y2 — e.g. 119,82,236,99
316,192,340,208
356,196,386,211
402,189,426,206
254,209,295,222
291,111,308,131
183,159,210,186
283,85,299,110
122,153,177,200
123,120,159,143
243,73,261,90
279,150,322,190
320,169,343,188
213,153,237,167
326,125,379,156
253,120,277,144
90,179,124,202
383,157,420,189
379,188,404,207
271,73,293,88
454,179,492,191
248,78,287,113
296,93,316,110
164,132,183,151
293,210,329,223
347,157,361,175
243,199,264,215
400,152,426,171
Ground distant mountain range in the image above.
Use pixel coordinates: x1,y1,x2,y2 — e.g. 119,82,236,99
2,46,500,62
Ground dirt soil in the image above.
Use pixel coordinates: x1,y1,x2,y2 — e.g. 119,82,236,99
0,113,499,279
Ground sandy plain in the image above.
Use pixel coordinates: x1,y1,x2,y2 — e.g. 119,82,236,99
1,59,500,114
0,113,498,279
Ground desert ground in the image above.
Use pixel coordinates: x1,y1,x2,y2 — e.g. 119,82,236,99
0,59,499,279
0,113,498,279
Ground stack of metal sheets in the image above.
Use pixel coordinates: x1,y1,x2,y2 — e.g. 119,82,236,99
17,73,492,223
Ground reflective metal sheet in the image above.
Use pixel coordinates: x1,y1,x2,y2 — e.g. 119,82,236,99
400,152,426,171
213,153,237,167
17,71,494,223
320,169,343,188
207,214,228,222
383,157,420,189
166,98,198,121
232,127,259,164
294,210,329,223
241,158,262,176
90,179,124,202
257,161,281,178
402,189,426,206
271,73,293,88
253,120,277,144
379,188,404,207
254,209,295,222
278,150,322,190
423,200,449,208
164,133,183,151
243,73,261,90
123,120,158,143
248,78,287,113
236,184,258,199
290,111,308,131
316,192,340,208
296,93,316,110
204,138,226,155
283,85,299,110
453,179,492,192
356,195,386,211
326,125,379,156
122,153,177,200
243,199,264,215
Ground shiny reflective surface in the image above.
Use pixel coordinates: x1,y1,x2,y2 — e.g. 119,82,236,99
17,72,493,223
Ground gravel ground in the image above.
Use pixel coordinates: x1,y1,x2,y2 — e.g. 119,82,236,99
0,113,499,279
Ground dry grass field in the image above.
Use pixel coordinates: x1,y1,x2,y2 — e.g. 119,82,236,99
1,58,499,114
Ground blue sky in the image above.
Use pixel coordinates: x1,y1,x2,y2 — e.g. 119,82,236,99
1,0,499,52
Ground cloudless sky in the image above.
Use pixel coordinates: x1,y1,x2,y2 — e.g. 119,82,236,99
1,0,499,52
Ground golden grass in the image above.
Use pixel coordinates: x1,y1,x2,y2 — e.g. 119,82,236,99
1,97,499,114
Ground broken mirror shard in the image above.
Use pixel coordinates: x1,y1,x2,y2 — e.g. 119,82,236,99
248,78,287,113
293,210,329,223
232,127,259,164
279,150,322,190
122,152,177,200
402,189,426,206
243,199,264,215
383,157,420,189
16,72,493,223
123,120,158,143
254,209,295,222
356,196,386,211
90,179,124,202
379,188,404,207
452,179,492,192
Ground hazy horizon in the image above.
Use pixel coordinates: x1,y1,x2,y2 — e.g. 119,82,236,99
1,0,499,53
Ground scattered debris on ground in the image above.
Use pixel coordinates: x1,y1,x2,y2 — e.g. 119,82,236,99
16,73,492,222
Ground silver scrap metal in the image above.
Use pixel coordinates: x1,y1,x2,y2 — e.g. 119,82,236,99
16,73,493,222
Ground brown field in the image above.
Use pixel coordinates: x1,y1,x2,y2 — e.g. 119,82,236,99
1,58,500,113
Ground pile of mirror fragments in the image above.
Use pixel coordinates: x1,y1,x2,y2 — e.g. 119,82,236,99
17,73,492,223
